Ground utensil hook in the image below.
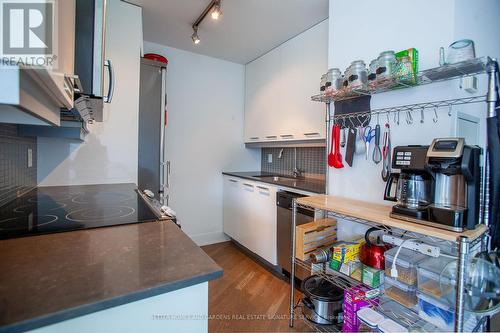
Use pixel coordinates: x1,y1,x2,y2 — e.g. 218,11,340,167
406,110,413,125
386,112,390,124
433,107,439,123
420,107,425,124
448,105,453,117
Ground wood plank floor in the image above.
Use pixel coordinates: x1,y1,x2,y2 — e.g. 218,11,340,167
202,241,316,333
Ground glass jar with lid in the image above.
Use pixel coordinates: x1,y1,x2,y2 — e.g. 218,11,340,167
368,59,378,82
376,51,397,81
343,66,352,91
326,68,342,92
320,73,327,92
348,60,368,89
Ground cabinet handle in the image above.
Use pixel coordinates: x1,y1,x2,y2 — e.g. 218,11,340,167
250,137,259,141
229,179,238,183
266,135,278,140
280,134,294,139
243,183,254,187
104,60,115,103
256,186,269,191
304,132,321,137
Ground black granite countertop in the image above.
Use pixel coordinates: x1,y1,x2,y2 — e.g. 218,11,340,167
0,221,223,333
222,171,326,194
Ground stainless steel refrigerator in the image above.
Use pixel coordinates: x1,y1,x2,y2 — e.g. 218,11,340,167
138,58,169,205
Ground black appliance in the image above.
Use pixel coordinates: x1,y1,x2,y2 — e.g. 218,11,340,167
0,184,159,240
426,138,481,231
384,139,481,232
277,191,314,280
384,145,433,220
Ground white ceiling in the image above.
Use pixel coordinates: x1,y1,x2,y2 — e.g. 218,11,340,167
128,0,329,64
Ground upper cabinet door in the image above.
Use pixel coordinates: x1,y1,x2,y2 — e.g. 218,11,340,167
244,21,328,144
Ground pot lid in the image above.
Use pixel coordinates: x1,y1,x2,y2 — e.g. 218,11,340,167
302,275,344,302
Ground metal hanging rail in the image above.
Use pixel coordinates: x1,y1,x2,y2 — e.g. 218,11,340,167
330,95,486,124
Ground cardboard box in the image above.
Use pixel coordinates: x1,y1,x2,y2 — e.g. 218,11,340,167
331,238,364,264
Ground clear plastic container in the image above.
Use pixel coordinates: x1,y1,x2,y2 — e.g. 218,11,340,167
417,257,457,299
384,276,418,309
378,298,422,330
384,247,427,286
417,292,456,331
357,308,385,330
378,318,407,333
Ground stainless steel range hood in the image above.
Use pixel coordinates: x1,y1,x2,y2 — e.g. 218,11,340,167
73,0,113,122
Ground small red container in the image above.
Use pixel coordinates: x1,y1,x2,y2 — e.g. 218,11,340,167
144,53,168,64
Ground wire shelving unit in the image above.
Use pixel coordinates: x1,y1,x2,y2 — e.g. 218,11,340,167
289,57,498,333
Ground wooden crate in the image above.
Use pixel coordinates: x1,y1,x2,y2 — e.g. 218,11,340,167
295,218,337,261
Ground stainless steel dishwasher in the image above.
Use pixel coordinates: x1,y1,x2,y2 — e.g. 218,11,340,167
277,191,314,281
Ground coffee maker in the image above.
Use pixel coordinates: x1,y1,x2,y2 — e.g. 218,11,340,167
384,138,481,232
384,145,433,220
426,138,481,231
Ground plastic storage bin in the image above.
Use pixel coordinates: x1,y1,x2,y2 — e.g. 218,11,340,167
417,256,457,299
357,308,385,332
384,276,418,309
384,247,427,286
417,292,455,331
378,318,407,333
378,298,421,327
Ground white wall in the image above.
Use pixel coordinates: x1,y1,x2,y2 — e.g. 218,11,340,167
327,0,500,239
144,42,261,246
37,0,143,186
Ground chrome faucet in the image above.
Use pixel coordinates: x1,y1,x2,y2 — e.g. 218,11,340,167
293,168,304,179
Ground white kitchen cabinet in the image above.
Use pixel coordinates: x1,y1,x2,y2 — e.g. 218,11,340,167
252,183,278,265
222,176,278,265
0,0,76,126
244,20,328,144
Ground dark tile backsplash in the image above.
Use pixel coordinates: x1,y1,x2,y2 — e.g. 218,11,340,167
0,124,37,207
261,147,325,177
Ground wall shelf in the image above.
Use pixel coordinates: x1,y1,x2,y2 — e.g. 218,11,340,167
311,57,491,103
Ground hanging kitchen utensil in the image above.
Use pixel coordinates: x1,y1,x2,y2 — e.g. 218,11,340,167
381,123,392,181
363,126,376,160
355,127,366,155
340,126,347,148
332,125,344,169
373,124,382,164
345,127,356,167
328,125,336,168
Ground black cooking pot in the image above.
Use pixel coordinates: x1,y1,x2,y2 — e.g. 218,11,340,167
301,275,345,326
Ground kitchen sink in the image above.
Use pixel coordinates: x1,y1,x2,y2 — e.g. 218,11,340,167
257,176,300,184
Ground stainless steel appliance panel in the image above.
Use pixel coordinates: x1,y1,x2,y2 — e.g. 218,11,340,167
138,59,167,201
277,191,314,280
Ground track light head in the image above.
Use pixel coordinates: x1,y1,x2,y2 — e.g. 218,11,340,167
211,1,222,20
191,27,201,45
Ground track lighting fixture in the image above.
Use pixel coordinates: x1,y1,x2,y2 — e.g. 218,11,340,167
211,1,222,20
191,0,223,45
191,27,201,45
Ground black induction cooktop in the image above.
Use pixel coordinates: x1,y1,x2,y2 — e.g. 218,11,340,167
0,183,159,240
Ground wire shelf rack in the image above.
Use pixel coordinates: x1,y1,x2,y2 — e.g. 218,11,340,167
296,311,340,333
296,202,485,250
311,57,491,103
